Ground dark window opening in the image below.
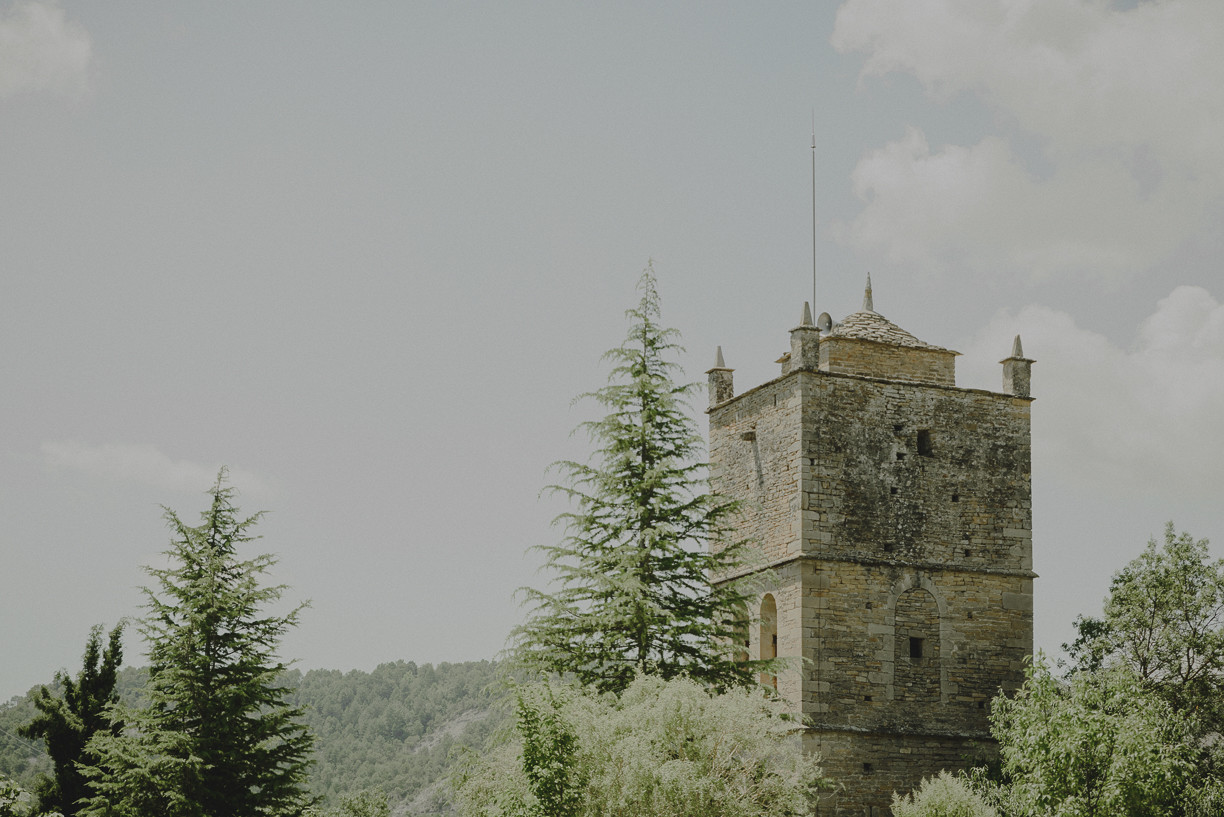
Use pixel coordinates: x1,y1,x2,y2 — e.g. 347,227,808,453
890,486,898,495
917,429,933,456
863,762,874,774
909,637,924,659
964,548,972,557
865,602,873,609
952,493,960,502
883,543,894,552
864,694,873,702
896,452,906,461
893,424,903,433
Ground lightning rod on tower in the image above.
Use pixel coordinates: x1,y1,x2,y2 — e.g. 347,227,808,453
811,112,817,315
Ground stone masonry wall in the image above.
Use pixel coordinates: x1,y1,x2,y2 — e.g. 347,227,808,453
802,559,1031,735
806,730,998,816
708,375,802,564
819,337,956,387
800,370,1033,574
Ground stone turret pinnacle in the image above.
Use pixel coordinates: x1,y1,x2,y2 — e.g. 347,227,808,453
1001,334,1035,398
788,301,820,371
706,346,734,407
863,273,874,312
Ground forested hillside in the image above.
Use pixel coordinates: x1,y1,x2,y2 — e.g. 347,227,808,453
0,660,503,815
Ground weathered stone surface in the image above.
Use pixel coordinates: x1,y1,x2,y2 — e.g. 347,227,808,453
709,302,1034,816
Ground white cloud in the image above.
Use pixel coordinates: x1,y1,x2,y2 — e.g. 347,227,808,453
832,0,1224,278
41,441,269,495
958,286,1224,500
0,0,90,99
833,126,1202,278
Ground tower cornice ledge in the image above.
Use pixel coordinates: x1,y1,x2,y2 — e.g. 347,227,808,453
804,723,995,741
705,367,1034,415
713,552,1037,585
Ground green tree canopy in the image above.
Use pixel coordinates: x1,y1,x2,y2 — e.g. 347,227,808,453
1066,523,1224,719
81,471,314,817
19,622,124,816
989,657,1195,817
512,266,762,694
0,776,24,817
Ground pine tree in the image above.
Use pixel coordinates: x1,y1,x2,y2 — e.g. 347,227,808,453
19,622,124,816
81,471,314,817
512,265,762,694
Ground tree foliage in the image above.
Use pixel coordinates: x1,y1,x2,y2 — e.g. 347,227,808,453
19,623,124,816
305,789,390,817
515,687,582,817
4,660,501,815
513,266,762,694
80,471,314,817
454,674,829,817
988,657,1194,817
0,776,24,817
1066,523,1224,719
288,660,502,809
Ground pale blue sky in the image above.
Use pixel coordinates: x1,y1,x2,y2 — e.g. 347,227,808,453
3,0,1223,699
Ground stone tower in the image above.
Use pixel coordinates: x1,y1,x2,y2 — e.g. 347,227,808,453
706,279,1034,815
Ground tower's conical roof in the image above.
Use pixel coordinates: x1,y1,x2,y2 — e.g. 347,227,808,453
828,310,949,351
826,276,952,352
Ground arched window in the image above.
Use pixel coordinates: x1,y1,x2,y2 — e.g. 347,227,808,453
759,594,777,689
894,587,940,701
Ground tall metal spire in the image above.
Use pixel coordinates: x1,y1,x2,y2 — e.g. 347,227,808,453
863,272,874,312
811,112,818,314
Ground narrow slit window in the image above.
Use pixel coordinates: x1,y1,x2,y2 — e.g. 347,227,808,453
909,637,924,659
917,429,933,456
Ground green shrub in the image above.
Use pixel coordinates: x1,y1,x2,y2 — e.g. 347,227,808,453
891,771,998,817
454,674,830,817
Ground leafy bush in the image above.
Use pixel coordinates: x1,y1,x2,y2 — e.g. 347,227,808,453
454,674,830,817
891,771,998,817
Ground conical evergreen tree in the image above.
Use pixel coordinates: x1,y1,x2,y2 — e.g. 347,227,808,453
82,471,314,817
513,266,763,694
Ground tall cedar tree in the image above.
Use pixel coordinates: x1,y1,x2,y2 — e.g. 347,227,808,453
81,471,314,817
20,622,124,816
513,267,763,694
